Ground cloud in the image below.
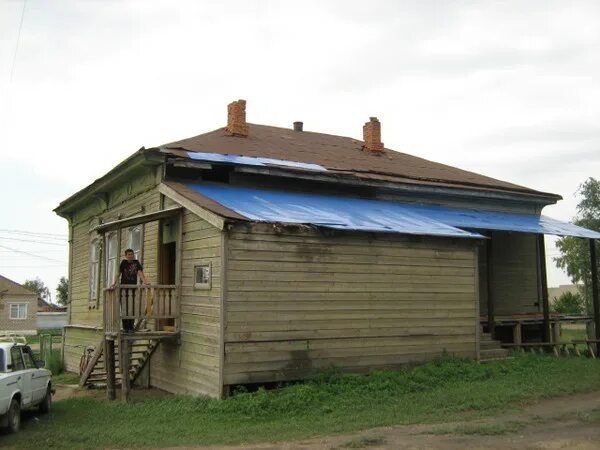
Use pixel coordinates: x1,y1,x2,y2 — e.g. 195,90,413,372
1,0,599,289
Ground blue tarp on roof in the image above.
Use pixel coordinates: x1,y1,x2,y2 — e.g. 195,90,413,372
186,183,482,239
399,204,600,239
185,183,600,240
186,151,328,172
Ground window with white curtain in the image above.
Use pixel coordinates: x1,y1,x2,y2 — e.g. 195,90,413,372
9,303,27,320
105,232,118,287
89,239,99,301
128,226,142,260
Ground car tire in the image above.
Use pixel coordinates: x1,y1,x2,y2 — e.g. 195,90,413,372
39,386,52,414
6,398,20,433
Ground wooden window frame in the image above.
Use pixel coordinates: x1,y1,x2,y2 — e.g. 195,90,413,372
9,303,27,320
127,224,144,263
193,263,212,290
89,237,100,305
9,347,25,371
105,231,119,289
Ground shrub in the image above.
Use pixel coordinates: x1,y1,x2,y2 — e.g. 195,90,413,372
46,350,65,375
552,291,585,315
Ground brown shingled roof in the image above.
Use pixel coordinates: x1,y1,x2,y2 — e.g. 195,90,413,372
0,274,36,297
162,123,559,198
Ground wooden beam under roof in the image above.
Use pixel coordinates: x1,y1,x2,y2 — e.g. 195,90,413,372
92,206,183,233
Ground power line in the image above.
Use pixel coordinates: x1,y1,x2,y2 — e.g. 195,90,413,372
0,244,64,263
0,237,66,246
0,229,67,239
0,265,65,268
0,250,66,254
10,0,27,83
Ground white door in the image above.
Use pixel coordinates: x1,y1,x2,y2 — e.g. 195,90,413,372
23,348,47,403
10,347,32,406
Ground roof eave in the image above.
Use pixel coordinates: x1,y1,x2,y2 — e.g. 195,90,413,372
218,163,563,206
54,148,165,218
162,150,561,205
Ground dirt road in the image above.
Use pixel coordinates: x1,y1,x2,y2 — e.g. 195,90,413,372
194,391,600,450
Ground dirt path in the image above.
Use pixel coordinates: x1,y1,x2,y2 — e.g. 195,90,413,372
186,391,600,450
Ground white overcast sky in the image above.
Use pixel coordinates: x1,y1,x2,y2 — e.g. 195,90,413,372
1,0,599,300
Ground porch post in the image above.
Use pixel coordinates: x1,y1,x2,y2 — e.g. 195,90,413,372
538,234,551,342
486,237,495,338
120,336,131,402
589,239,600,344
105,338,116,401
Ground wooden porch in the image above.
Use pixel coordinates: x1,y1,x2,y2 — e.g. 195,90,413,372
482,234,599,355
79,284,181,400
103,284,181,338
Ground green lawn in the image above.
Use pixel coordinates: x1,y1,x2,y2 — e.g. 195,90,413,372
560,327,587,342
560,326,590,352
3,354,600,449
52,371,80,385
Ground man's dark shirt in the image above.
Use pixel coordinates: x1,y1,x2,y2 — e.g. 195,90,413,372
119,259,143,285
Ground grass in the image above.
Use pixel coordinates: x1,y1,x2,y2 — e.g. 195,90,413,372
52,371,80,385
560,327,587,342
559,327,590,353
46,350,65,376
30,349,65,377
577,407,600,423
3,354,600,449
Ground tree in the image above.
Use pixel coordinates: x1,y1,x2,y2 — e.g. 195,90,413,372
23,277,51,303
551,291,585,315
554,177,600,313
56,277,69,306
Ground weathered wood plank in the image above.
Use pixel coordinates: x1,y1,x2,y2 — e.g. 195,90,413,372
227,282,475,294
223,350,478,385
226,300,475,312
225,344,476,375
225,326,475,342
229,261,475,276
229,240,475,260
224,225,478,385
148,210,223,398
228,250,475,266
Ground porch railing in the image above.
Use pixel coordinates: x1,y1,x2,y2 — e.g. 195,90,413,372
103,284,180,335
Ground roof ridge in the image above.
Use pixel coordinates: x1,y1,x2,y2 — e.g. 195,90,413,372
0,274,36,296
160,123,560,200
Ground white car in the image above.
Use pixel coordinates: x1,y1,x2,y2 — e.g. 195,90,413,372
0,341,52,433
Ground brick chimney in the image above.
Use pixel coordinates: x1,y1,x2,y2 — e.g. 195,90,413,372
226,99,249,137
362,117,384,152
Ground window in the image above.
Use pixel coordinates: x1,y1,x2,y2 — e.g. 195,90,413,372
23,348,35,369
194,264,211,290
89,239,99,300
10,347,24,371
105,232,118,287
0,349,5,372
9,303,27,320
128,226,142,260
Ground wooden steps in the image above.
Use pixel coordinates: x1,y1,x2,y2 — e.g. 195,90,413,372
79,338,159,389
479,331,510,362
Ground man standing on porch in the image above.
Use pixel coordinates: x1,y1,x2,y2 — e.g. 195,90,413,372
111,249,149,332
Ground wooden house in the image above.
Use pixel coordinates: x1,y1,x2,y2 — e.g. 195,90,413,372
55,100,600,400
